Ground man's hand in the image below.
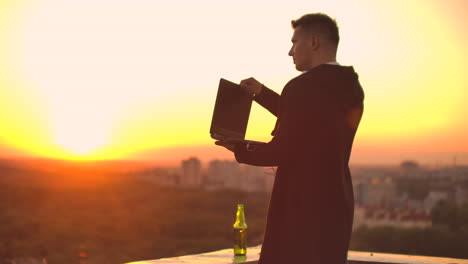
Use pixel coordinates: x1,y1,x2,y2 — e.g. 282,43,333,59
239,77,263,96
215,140,237,152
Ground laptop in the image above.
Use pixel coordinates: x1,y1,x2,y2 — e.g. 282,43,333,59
210,78,264,145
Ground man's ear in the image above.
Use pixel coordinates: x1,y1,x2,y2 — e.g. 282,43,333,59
309,35,320,51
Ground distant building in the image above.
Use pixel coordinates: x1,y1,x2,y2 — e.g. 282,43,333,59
181,157,202,188
241,165,274,192
349,164,468,229
353,205,432,229
455,186,467,205
206,160,274,192
423,191,449,213
354,176,396,206
206,160,241,189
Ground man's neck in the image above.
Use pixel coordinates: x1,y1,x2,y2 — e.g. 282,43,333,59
304,54,338,71
302,60,339,72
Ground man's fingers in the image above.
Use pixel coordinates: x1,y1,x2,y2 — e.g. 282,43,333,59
215,141,230,147
240,77,262,95
240,77,257,86
240,77,255,82
215,141,236,151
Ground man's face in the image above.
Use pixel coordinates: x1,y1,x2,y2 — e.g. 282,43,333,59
288,27,314,71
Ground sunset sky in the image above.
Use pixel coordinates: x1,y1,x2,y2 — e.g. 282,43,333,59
0,0,467,165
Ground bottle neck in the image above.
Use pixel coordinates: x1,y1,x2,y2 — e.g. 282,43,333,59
234,205,247,229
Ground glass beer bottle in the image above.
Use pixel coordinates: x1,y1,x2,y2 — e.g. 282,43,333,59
233,204,247,256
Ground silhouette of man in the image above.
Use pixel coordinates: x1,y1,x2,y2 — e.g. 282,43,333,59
216,13,364,264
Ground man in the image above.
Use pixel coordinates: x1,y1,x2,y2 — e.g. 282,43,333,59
216,13,364,264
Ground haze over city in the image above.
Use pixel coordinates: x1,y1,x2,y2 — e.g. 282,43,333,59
0,0,467,166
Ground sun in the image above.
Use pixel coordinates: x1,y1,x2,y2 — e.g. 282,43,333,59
55,132,106,158
51,111,112,159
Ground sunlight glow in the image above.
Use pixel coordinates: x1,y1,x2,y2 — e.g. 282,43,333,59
0,0,466,163
53,117,109,157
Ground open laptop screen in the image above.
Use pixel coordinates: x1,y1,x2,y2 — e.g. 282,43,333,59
210,78,253,140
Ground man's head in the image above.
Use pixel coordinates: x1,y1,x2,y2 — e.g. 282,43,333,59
288,13,340,71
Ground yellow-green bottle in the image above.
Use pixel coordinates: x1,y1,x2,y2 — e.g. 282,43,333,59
233,204,247,256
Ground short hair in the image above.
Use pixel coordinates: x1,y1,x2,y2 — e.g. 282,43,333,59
291,13,340,47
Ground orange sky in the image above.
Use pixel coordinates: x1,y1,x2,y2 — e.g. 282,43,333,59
0,0,467,166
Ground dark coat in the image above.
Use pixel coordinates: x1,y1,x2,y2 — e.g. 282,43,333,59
234,64,364,264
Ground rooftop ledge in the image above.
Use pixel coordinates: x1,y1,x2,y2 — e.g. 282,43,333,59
125,245,468,264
